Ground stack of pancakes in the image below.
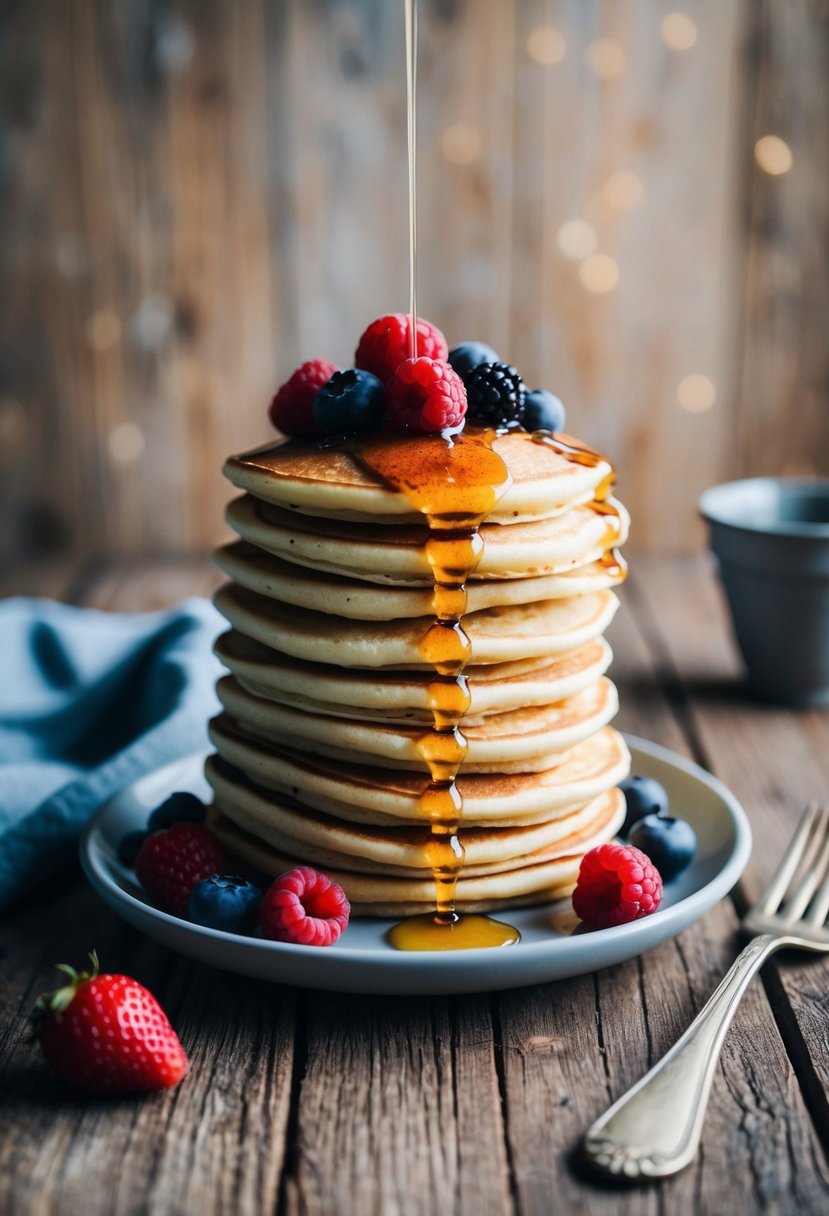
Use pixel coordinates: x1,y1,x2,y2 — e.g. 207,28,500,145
206,430,631,917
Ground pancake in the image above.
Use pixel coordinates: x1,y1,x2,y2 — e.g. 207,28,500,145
207,794,625,916
216,674,619,772
214,582,620,669
206,721,631,826
206,756,623,873
226,494,629,585
215,540,627,620
223,429,614,525
213,630,614,724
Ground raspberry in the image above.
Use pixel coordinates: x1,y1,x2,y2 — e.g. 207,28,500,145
260,866,351,946
355,313,448,383
385,357,467,433
269,359,339,435
465,361,526,428
572,842,663,929
136,823,225,917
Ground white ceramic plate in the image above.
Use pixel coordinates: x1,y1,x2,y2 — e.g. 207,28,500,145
80,737,752,995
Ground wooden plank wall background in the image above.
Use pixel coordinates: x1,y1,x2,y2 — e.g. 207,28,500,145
1,0,827,563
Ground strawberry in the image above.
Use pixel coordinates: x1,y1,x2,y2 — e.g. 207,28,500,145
31,952,188,1094
135,822,224,916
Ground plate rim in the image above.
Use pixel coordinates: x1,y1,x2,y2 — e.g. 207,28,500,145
80,734,752,985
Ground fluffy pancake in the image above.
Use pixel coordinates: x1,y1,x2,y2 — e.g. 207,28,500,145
215,540,627,620
207,791,625,916
206,720,630,826
214,583,620,669
213,630,614,724
226,494,629,585
206,756,623,872
216,674,619,772
223,429,614,525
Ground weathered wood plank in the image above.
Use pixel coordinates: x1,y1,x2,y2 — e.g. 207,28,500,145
508,0,744,553
495,584,829,1214
0,556,296,1216
285,993,512,1216
0,558,80,600
632,554,829,1167
4,541,829,1216
6,0,827,561
0,875,297,1216
735,0,829,482
73,554,223,611
631,555,829,899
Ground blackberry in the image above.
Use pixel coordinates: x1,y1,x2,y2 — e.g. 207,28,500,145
465,361,526,428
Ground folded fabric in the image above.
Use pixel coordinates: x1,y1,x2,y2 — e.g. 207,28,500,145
0,596,223,910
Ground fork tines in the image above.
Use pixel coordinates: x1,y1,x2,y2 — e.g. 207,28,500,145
753,802,829,930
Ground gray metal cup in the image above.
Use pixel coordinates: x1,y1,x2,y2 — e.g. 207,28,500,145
699,478,829,707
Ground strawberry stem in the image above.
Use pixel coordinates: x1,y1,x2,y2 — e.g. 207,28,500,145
28,950,101,1037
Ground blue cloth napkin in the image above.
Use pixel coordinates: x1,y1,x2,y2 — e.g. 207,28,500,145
0,596,223,909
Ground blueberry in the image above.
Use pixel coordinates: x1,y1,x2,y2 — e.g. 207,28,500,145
187,874,263,934
448,341,500,382
523,389,566,433
620,774,669,837
313,369,384,434
147,791,207,832
117,830,148,869
628,814,697,882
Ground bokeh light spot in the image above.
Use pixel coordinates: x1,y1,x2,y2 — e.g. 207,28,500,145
108,421,146,465
556,220,598,261
579,254,619,293
526,27,566,66
661,13,698,51
586,40,626,80
441,123,482,166
677,375,716,412
603,170,645,210
754,135,793,176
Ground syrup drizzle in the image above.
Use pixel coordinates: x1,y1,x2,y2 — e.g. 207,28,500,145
404,0,418,360
530,430,616,502
352,430,520,950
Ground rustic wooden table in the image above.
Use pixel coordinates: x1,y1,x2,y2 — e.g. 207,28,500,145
2,554,829,1216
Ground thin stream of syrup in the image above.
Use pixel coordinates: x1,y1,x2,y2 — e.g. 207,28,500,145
405,0,418,360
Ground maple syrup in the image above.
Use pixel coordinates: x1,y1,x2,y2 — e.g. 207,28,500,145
354,430,520,949
529,430,616,502
405,0,418,361
599,547,627,580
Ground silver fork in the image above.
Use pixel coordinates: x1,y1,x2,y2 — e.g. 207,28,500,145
583,802,829,1180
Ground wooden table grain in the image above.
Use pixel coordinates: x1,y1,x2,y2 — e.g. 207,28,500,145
2,554,829,1216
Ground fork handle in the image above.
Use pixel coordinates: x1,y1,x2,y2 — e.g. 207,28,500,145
583,932,788,1179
